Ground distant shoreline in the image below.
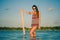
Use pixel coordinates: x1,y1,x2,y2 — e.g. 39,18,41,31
0,26,60,30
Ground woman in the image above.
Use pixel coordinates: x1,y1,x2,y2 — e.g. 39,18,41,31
29,5,41,37
20,5,41,37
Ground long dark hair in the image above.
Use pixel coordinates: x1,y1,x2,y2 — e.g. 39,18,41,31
32,5,39,18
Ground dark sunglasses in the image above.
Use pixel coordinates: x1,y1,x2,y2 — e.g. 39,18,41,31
33,8,36,10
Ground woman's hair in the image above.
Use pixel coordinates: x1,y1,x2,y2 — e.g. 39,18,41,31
32,5,39,18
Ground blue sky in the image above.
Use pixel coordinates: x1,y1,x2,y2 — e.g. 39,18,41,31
0,0,60,27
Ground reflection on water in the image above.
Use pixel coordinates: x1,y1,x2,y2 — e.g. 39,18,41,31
22,35,26,40
30,36,42,40
22,35,42,40
30,36,36,40
22,35,37,40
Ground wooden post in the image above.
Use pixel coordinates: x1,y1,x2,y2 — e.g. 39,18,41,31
20,9,25,35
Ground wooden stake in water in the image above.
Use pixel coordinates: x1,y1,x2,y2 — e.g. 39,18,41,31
20,9,25,35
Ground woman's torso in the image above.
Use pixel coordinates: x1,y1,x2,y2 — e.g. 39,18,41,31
31,12,39,25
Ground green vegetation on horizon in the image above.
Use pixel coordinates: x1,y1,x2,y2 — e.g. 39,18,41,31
0,26,60,30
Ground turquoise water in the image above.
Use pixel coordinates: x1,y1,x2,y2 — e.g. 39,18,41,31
0,30,60,40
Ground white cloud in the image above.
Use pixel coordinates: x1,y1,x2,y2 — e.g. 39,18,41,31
48,8,55,12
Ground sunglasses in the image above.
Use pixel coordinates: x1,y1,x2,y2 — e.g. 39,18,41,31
33,7,36,10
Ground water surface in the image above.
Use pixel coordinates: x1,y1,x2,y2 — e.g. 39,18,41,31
0,30,60,40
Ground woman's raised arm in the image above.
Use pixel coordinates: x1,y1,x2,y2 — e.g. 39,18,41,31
20,9,33,15
26,11,33,14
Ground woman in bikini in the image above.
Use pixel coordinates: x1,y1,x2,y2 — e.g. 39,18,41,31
29,5,41,37
20,5,41,37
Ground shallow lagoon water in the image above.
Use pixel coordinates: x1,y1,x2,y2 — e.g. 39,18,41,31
0,30,60,40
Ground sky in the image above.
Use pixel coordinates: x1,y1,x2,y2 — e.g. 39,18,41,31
0,0,60,27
